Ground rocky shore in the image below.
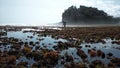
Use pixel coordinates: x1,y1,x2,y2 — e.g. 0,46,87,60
0,26,120,68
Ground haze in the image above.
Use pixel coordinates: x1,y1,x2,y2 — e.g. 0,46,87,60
0,0,120,26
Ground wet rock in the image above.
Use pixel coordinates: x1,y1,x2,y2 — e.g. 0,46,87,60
17,62,28,67
102,52,105,59
64,63,71,68
0,55,16,65
42,43,45,45
78,46,82,49
97,39,106,44
97,50,103,57
66,55,73,62
92,60,102,65
77,49,87,59
89,64,95,68
112,41,120,45
43,51,59,65
57,42,68,50
0,64,8,68
26,51,43,61
11,44,21,50
35,46,40,50
18,41,24,45
35,41,39,45
29,36,34,39
111,58,120,66
29,41,34,45
8,50,21,58
32,63,42,68
43,51,59,59
75,63,87,68
61,59,65,64
0,32,7,36
64,62,87,68
53,46,58,50
1,42,8,46
85,45,91,48
107,52,113,57
23,46,32,54
88,49,96,57
108,62,115,68
25,42,28,45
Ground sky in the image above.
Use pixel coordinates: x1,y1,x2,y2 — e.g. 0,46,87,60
0,0,120,26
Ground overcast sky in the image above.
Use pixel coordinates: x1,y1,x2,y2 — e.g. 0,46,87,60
0,0,120,26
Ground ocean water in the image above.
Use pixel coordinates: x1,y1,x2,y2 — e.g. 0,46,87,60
0,28,120,67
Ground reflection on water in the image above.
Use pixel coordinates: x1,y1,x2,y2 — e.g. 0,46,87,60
0,28,120,67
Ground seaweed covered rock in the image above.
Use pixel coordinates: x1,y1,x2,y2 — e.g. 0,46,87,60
22,46,32,55
108,62,115,68
0,55,16,64
77,49,87,59
26,51,43,61
43,51,59,66
111,58,120,66
88,49,97,57
17,62,28,67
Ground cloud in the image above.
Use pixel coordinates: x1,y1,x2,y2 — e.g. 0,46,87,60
0,0,120,25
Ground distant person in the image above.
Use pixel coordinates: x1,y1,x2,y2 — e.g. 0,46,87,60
62,21,66,30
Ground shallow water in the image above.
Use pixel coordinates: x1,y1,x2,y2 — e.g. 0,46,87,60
0,29,120,67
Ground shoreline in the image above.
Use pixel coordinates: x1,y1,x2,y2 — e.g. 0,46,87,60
0,25,120,68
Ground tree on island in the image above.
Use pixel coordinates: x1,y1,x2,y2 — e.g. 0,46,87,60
62,5,120,25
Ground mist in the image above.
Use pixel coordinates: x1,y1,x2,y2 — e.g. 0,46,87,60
0,0,120,26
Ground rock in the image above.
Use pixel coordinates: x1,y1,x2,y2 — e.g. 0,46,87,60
97,50,103,57
0,55,16,65
92,60,102,65
17,62,28,67
8,50,21,58
85,45,91,48
77,49,87,59
11,44,21,50
29,41,34,45
23,46,31,54
18,41,24,45
64,63,71,68
66,55,73,62
108,62,115,68
75,63,87,68
111,58,120,66
88,49,96,57
112,41,120,45
43,51,59,65
107,53,113,57
102,53,105,59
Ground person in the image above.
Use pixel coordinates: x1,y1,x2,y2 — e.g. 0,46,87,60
62,21,66,30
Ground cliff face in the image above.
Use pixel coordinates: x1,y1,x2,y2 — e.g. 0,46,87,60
62,5,120,25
